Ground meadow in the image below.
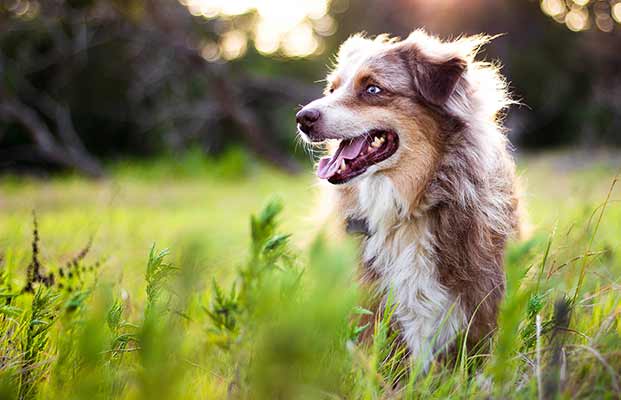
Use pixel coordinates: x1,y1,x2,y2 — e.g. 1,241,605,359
0,150,620,399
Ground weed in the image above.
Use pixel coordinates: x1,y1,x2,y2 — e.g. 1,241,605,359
0,164,620,399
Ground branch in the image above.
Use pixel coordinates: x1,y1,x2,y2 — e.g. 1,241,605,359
242,75,322,105
213,74,301,173
0,101,59,154
0,100,104,177
3,71,105,177
142,0,302,173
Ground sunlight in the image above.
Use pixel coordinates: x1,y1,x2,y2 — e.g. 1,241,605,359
540,0,621,31
179,0,336,60
281,21,319,57
541,0,566,17
565,7,590,31
613,2,621,22
220,30,247,60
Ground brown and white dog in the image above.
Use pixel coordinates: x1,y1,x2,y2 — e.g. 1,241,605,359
296,30,520,368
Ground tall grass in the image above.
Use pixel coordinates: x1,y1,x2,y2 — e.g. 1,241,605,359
0,165,620,399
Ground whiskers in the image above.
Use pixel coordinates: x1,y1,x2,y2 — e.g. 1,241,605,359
294,132,325,164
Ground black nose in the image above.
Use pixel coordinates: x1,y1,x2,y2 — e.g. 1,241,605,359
296,108,321,134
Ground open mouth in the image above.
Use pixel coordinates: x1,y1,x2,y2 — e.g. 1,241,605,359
317,130,399,184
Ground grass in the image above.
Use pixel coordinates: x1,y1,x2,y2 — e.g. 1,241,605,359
0,150,620,399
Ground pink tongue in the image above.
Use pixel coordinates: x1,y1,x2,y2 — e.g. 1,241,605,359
317,136,367,179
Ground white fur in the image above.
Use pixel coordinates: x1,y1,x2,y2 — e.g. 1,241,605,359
311,31,515,369
352,174,467,370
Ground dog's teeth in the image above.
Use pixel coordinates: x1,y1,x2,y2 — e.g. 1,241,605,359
372,141,381,148
341,160,346,170
379,136,385,143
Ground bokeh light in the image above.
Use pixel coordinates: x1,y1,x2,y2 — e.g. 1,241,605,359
541,0,566,16
613,2,621,22
565,7,590,31
540,0,621,31
6,0,40,20
179,0,340,61
594,1,615,31
220,30,248,60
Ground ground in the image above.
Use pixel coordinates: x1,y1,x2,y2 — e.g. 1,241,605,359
0,149,620,399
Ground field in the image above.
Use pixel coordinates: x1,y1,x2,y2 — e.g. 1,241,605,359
1,150,620,399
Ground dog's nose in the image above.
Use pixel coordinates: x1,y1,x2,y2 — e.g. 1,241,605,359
296,108,321,134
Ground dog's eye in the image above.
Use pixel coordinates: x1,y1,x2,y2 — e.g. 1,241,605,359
366,85,382,95
329,87,335,94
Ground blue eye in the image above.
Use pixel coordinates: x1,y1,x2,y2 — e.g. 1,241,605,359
366,85,382,95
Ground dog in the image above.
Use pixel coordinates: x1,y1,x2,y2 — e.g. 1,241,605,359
296,30,520,369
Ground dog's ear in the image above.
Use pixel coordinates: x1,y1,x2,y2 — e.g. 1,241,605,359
414,57,467,106
400,46,467,106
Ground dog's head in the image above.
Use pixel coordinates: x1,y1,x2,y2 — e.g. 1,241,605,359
297,31,497,192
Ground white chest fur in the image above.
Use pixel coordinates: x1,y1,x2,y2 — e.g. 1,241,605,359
354,175,466,368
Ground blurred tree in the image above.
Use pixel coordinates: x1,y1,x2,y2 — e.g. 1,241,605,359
1,0,620,176
333,0,621,149
0,0,322,175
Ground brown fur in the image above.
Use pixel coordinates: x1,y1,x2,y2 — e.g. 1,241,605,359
426,129,518,342
299,30,520,364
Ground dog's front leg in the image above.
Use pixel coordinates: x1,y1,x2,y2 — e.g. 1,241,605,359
392,287,465,371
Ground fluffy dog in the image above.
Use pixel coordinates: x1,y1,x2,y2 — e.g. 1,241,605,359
296,30,520,368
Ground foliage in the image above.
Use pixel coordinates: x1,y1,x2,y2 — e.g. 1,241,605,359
0,0,315,176
0,156,620,398
2,1,621,177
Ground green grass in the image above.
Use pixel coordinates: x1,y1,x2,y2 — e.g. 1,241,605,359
0,151,620,399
